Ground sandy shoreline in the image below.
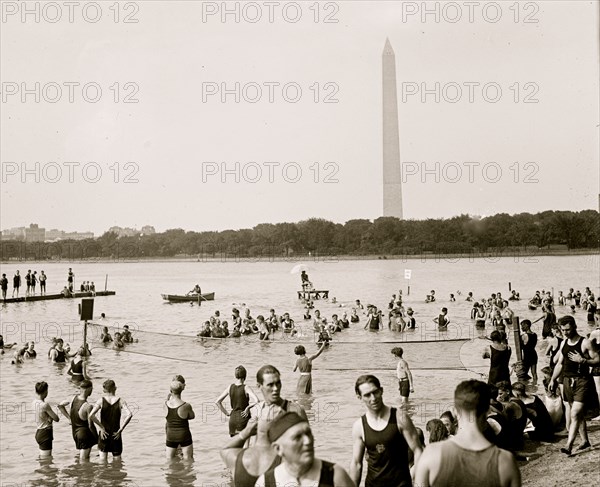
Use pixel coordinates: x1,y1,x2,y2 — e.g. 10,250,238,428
520,421,600,486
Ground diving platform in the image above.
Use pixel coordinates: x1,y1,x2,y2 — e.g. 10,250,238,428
3,290,116,304
297,290,329,300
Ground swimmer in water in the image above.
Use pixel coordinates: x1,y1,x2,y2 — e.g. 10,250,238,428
434,308,449,330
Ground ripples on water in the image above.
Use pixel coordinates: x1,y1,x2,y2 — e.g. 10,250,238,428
0,256,598,486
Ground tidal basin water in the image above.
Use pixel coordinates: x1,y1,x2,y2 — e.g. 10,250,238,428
0,255,598,486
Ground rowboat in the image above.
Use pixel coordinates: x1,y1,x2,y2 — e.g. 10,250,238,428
161,292,215,303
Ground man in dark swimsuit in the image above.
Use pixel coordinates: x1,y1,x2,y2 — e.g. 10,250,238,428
550,316,600,455
255,412,353,486
416,379,521,487
58,379,98,459
39,271,47,295
67,268,74,292
12,270,21,298
89,379,133,461
0,273,8,300
350,375,422,487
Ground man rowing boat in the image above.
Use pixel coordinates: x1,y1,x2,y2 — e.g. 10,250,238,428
188,284,202,295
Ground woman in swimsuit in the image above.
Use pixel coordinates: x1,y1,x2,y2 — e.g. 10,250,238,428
293,343,326,395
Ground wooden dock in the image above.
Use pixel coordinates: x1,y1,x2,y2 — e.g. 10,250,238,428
3,290,116,304
297,290,329,300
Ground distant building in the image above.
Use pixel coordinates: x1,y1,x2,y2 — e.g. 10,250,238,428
1,227,26,240
108,226,140,237
25,224,45,242
141,225,156,235
45,229,94,241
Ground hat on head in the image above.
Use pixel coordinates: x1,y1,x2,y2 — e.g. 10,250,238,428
267,412,307,443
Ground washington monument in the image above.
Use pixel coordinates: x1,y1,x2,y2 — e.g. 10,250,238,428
382,38,403,219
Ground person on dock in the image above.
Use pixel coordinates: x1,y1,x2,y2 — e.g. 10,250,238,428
300,270,311,290
12,270,21,298
58,379,98,460
33,381,60,458
216,365,260,437
415,379,521,487
550,315,600,455
350,374,422,487
483,331,512,386
392,347,414,404
67,268,74,292
0,273,8,300
293,343,327,395
165,380,195,460
31,271,37,295
89,379,133,461
39,271,47,295
255,412,354,487
25,270,32,296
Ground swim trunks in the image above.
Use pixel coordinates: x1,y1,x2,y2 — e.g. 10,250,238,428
398,379,410,398
35,428,53,450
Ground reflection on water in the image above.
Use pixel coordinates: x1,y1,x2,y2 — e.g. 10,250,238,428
164,458,198,487
0,256,597,486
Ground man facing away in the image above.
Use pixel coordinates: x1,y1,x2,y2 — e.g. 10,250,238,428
33,381,60,458
58,379,98,459
550,315,600,455
350,374,422,487
255,412,354,487
415,379,521,487
89,379,133,461
392,347,414,405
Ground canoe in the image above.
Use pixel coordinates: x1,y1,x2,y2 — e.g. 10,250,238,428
161,292,215,303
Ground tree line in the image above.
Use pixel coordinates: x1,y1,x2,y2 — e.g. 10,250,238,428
1,210,599,261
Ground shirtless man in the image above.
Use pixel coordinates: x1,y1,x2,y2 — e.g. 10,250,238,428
89,379,133,461
33,381,60,457
58,380,98,459
392,347,414,404
415,379,521,487
350,375,422,487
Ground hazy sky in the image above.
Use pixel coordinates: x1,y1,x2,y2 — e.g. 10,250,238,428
1,0,598,234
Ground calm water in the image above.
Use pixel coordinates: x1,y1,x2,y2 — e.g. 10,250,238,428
1,256,598,486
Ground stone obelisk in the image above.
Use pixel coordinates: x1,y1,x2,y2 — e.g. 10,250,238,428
382,38,403,219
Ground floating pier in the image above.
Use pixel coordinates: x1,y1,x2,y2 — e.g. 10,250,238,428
3,290,116,304
297,289,329,300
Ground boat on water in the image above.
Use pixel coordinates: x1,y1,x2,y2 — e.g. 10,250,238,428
161,292,215,303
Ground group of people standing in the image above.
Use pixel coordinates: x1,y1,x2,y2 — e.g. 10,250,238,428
1,269,48,299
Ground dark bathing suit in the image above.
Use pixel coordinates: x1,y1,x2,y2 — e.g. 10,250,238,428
521,331,538,371
488,346,511,386
165,402,193,448
69,359,84,381
98,398,123,455
264,460,334,487
71,396,98,449
234,451,281,487
228,384,250,436
362,407,411,487
54,349,66,363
